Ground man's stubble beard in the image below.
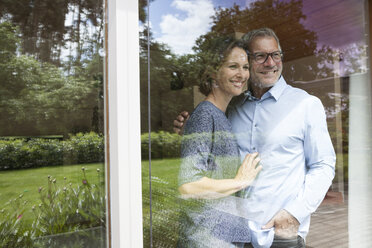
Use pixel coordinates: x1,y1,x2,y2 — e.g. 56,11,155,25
249,79,276,89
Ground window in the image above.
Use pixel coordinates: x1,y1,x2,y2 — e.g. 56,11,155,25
140,0,372,247
0,1,107,247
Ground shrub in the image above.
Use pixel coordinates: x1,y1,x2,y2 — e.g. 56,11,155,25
26,139,64,168
32,167,106,247
0,196,35,248
0,167,106,247
141,131,181,159
0,132,104,171
68,132,105,164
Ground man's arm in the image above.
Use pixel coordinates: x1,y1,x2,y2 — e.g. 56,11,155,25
263,97,336,237
284,97,336,223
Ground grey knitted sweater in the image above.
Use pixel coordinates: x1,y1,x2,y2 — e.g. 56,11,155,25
178,101,251,247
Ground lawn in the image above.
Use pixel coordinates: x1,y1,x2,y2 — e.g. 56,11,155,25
141,158,183,247
0,163,105,225
1,153,349,247
0,158,182,247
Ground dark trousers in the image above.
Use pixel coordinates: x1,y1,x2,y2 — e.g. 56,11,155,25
270,235,305,248
235,235,305,248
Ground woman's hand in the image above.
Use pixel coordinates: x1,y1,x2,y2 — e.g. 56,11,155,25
234,152,262,189
179,153,262,199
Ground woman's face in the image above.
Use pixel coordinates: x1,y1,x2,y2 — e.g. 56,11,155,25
215,47,250,97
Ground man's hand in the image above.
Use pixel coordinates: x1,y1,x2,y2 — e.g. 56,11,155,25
173,111,189,135
262,209,299,239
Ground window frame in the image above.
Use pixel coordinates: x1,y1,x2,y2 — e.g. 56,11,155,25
103,0,372,247
106,0,143,247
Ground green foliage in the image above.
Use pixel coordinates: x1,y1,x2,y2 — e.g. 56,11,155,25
0,21,103,136
0,165,106,248
33,169,106,247
138,0,154,23
69,132,105,164
141,132,182,159
0,132,104,171
0,139,63,170
0,0,103,65
0,21,19,61
0,196,35,248
0,52,100,136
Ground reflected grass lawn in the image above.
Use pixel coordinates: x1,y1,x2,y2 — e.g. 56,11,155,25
0,163,105,225
141,158,182,247
1,158,181,246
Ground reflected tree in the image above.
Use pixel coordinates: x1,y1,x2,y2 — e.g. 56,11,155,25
139,27,186,133
138,0,364,134
139,0,154,23
0,0,103,67
0,21,100,136
194,0,322,82
0,0,104,136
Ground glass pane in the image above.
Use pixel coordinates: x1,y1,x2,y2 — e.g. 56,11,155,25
141,0,371,247
0,1,107,247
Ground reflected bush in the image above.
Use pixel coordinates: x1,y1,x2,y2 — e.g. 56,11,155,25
0,196,35,248
141,131,182,159
68,132,105,164
33,168,106,247
0,167,106,248
0,132,104,170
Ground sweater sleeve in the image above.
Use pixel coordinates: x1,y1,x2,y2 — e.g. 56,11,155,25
178,107,215,187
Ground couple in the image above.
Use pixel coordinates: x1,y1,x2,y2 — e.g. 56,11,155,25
176,28,336,248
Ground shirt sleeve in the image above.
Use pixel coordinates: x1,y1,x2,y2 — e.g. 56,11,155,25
178,109,215,187
284,96,336,224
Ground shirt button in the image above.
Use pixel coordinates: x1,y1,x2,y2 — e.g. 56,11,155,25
254,124,258,127
252,147,256,150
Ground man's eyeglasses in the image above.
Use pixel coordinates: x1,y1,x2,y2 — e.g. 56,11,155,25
249,51,283,64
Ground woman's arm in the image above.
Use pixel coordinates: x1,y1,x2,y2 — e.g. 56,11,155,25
179,153,262,199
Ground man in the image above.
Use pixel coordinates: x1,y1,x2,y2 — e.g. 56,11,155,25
174,28,336,248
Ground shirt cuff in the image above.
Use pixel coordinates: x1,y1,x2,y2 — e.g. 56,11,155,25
284,198,310,225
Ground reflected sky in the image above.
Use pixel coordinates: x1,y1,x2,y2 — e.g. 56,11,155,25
149,0,365,55
302,0,364,48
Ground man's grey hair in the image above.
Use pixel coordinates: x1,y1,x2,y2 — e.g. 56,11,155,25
242,27,282,52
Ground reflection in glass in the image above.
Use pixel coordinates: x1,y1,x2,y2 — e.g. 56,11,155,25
0,1,106,247
177,38,260,247
141,0,370,247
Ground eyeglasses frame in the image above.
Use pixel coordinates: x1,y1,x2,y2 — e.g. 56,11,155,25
247,51,284,64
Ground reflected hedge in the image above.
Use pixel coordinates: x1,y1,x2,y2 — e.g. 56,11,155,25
141,131,182,160
0,131,181,170
0,132,104,170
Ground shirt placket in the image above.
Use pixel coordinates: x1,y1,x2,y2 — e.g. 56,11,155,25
251,100,261,153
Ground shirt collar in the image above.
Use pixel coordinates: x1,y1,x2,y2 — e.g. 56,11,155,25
265,76,287,101
239,76,287,104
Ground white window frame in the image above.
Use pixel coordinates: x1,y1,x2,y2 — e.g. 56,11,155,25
104,0,372,247
106,0,143,247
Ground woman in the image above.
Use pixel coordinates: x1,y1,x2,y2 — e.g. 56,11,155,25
178,37,262,247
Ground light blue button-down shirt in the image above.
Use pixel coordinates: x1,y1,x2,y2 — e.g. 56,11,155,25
227,77,336,246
